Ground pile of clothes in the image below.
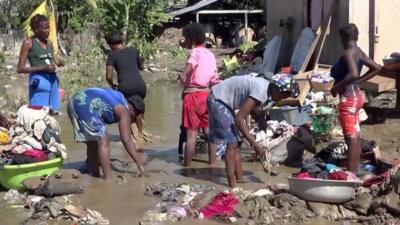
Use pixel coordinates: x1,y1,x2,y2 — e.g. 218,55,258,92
295,158,359,181
250,120,315,171
309,70,334,84
0,105,67,168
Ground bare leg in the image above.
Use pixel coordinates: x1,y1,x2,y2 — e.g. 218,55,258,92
97,133,111,180
234,146,245,182
346,136,361,173
225,143,238,187
204,128,216,166
86,141,100,177
135,114,144,136
184,129,197,167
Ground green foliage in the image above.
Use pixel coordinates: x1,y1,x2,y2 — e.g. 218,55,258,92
239,41,256,53
0,0,43,31
59,45,105,100
55,0,99,33
97,0,170,59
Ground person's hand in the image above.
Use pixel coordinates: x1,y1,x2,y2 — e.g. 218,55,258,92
137,165,149,177
252,143,265,156
42,64,57,73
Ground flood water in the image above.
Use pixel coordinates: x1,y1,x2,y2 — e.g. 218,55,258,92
1,78,362,225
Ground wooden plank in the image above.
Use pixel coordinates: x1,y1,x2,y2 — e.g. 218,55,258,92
312,0,339,70
297,0,338,73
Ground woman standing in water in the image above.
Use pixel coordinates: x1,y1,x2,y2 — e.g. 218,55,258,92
67,87,147,180
178,23,220,167
105,33,148,142
17,14,60,112
208,74,299,187
330,23,381,173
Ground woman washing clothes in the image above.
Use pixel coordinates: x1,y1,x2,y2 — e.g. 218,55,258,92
207,74,299,187
330,23,381,173
67,87,147,180
17,14,61,113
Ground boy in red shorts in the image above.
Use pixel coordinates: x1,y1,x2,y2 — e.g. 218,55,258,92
178,23,220,167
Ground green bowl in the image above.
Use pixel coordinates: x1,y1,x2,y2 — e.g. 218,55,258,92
0,158,63,190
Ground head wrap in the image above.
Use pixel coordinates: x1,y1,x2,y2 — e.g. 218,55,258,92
271,73,300,98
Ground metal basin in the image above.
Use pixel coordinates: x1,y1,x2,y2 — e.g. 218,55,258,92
288,177,361,203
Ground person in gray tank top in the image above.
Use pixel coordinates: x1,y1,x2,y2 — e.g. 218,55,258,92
207,74,300,187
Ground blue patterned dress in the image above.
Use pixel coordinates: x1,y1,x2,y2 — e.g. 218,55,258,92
67,87,128,142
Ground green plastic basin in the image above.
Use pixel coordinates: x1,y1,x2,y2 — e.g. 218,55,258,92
0,158,63,190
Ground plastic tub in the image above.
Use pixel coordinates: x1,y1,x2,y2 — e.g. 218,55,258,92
269,104,312,125
288,177,361,203
0,158,63,190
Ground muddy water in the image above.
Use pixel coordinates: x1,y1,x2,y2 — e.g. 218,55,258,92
1,77,389,225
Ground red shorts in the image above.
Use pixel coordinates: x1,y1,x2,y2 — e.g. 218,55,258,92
338,92,365,137
182,91,209,129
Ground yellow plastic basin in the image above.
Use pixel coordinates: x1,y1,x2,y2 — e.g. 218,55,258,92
0,158,63,190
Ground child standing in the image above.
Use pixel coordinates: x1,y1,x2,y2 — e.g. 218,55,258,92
178,23,220,167
17,14,60,112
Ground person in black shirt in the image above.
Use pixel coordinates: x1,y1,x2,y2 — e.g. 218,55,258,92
105,33,147,142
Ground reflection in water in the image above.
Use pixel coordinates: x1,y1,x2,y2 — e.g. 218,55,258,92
144,80,182,147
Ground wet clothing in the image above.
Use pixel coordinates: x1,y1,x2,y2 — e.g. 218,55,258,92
331,56,365,137
67,87,128,142
26,38,60,110
211,75,270,110
28,38,54,66
184,45,220,88
29,72,60,110
330,57,363,97
339,91,365,137
182,91,209,129
207,93,241,145
106,47,146,99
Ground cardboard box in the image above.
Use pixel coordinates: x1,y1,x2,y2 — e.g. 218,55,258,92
310,80,334,91
360,75,396,93
277,73,310,106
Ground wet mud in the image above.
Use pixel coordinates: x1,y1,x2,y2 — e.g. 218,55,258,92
0,75,399,225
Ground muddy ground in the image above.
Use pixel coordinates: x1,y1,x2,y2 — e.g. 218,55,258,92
0,50,399,225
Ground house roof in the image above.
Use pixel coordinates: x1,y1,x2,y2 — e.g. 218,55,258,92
168,0,219,17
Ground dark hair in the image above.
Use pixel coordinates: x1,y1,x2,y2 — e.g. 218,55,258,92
182,23,206,45
106,33,123,45
30,14,49,31
126,95,145,114
339,23,359,42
